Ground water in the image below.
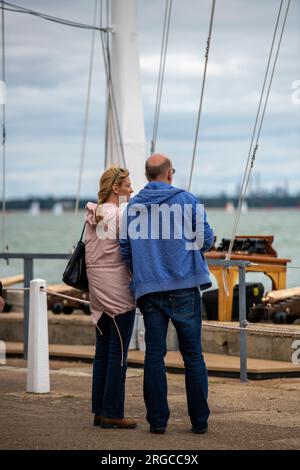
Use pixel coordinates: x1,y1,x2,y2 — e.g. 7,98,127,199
207,209,300,290
0,209,299,290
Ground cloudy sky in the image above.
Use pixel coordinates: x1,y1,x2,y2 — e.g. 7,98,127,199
2,0,300,198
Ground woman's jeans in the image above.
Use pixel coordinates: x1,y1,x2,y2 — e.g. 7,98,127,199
92,309,135,419
138,287,209,430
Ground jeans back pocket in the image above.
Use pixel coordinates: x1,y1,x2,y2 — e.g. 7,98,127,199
169,291,195,319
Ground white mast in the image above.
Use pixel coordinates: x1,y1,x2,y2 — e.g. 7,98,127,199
106,0,146,193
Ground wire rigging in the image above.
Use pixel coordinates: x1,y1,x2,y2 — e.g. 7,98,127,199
227,0,284,260
101,0,109,166
1,0,127,227
0,1,109,32
74,0,98,216
100,24,126,168
188,0,216,192
226,0,291,260
0,0,293,255
150,0,173,155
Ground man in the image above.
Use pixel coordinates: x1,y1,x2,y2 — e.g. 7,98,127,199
120,153,214,434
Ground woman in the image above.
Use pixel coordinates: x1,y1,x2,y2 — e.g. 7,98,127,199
85,165,137,429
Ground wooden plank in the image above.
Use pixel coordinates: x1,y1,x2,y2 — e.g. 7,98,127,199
47,284,83,293
5,342,95,360
0,275,24,287
128,350,300,373
263,287,300,304
4,342,300,375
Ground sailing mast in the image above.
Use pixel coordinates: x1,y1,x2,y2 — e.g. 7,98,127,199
106,0,146,193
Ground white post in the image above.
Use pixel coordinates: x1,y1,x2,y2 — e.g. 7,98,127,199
26,279,50,393
107,0,146,193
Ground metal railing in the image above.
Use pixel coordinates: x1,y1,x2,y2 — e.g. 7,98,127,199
0,252,70,359
0,253,250,381
206,259,249,382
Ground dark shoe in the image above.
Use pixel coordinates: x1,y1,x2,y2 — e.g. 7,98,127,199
191,426,208,434
101,416,137,429
93,414,102,426
150,427,166,434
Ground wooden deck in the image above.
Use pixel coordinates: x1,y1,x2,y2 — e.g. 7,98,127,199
4,342,300,379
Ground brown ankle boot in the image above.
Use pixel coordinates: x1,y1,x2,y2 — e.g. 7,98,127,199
93,415,102,426
101,416,137,429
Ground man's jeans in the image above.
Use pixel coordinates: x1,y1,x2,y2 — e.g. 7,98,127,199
138,287,209,430
92,310,135,419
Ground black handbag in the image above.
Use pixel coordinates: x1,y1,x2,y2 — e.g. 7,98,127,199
62,222,89,292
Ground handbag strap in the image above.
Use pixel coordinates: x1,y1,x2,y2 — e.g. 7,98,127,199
80,221,87,241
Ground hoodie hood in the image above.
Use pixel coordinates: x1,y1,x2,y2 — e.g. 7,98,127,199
85,201,119,229
131,182,184,207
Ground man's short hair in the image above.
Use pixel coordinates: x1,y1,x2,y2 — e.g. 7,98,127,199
145,157,172,180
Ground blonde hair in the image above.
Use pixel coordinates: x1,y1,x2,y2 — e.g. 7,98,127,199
96,165,129,223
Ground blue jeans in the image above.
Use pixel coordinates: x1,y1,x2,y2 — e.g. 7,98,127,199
92,309,135,419
138,287,209,429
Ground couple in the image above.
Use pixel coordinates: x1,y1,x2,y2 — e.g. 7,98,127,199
85,153,214,434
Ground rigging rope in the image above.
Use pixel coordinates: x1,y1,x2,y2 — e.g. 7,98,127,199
99,0,126,167
188,0,216,192
0,1,109,32
150,0,173,155
100,0,109,166
226,0,291,260
100,27,126,168
74,0,98,216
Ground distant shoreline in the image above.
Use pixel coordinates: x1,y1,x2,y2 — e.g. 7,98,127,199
2,207,300,214
1,194,300,211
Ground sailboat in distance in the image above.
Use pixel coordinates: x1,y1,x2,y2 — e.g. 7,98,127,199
224,201,235,213
241,200,248,213
52,202,63,215
28,201,40,216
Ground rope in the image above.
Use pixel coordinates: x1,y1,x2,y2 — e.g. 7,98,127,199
5,288,300,339
113,316,124,367
188,0,216,192
252,1,291,150
203,320,300,338
74,0,98,216
100,0,126,167
2,287,29,291
226,0,290,260
211,262,300,271
0,1,109,32
1,0,7,253
150,0,173,155
101,0,109,167
40,287,90,306
249,262,300,270
103,87,110,169
100,29,126,168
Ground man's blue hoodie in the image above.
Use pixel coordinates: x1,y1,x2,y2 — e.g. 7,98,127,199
119,181,214,300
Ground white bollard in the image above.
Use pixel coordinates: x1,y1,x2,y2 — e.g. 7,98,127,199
26,279,50,393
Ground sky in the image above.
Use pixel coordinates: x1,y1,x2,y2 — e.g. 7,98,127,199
2,0,300,199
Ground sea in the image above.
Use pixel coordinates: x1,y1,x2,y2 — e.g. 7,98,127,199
0,208,299,291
